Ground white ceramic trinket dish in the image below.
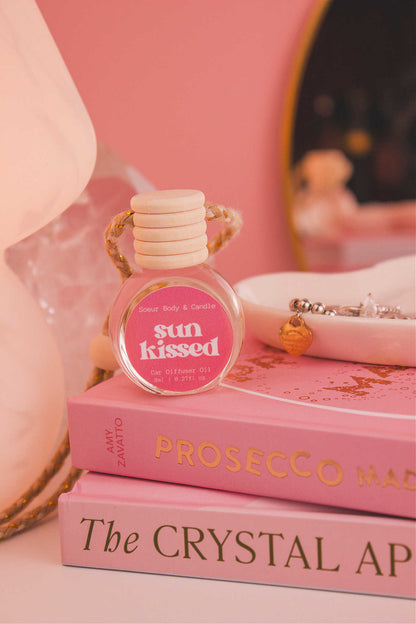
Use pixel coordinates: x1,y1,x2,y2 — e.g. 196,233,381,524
235,255,416,366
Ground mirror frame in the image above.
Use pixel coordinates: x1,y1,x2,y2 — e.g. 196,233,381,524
281,0,331,271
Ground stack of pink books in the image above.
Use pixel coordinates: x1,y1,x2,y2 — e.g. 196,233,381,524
60,335,416,598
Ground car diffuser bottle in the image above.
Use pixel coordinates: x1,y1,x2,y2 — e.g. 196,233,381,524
108,190,244,395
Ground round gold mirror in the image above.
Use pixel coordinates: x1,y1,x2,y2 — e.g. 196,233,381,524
285,0,416,272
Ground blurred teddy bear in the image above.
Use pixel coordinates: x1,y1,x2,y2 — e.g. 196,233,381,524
292,150,358,241
292,149,415,242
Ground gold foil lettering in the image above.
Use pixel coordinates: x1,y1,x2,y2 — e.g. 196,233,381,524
382,469,401,489
225,446,241,472
357,465,380,487
358,466,415,490
183,526,207,560
356,542,383,576
176,439,195,466
155,434,172,458
104,520,121,552
207,528,233,562
290,451,312,478
124,532,139,554
284,536,311,569
246,447,264,476
153,525,179,557
316,537,340,572
403,469,416,490
154,434,346,488
198,442,221,468
258,531,284,566
235,531,256,564
80,517,105,551
317,459,343,486
389,543,412,577
266,451,287,478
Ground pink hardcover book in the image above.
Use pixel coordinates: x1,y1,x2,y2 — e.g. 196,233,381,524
59,472,415,598
68,336,416,518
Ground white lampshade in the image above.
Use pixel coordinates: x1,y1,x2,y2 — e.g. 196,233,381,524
0,1,96,508
0,0,96,248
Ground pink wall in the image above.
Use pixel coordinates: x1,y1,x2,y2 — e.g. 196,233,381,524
37,0,318,284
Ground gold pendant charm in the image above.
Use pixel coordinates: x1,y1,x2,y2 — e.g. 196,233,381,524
279,314,313,356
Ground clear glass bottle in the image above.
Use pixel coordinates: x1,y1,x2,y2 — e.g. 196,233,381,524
109,190,244,395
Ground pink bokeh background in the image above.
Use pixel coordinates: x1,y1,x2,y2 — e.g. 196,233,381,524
36,0,318,284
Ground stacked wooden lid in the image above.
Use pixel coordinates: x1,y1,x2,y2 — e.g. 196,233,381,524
132,189,208,269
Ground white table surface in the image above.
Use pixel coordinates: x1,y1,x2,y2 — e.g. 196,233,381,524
0,515,414,624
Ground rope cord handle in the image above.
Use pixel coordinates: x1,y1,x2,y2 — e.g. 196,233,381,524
103,202,242,282
0,201,241,540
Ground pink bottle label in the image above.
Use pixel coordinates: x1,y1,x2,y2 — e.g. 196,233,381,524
124,286,234,392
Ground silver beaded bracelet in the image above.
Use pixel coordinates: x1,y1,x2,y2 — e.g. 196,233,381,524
289,293,415,320
279,293,415,357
